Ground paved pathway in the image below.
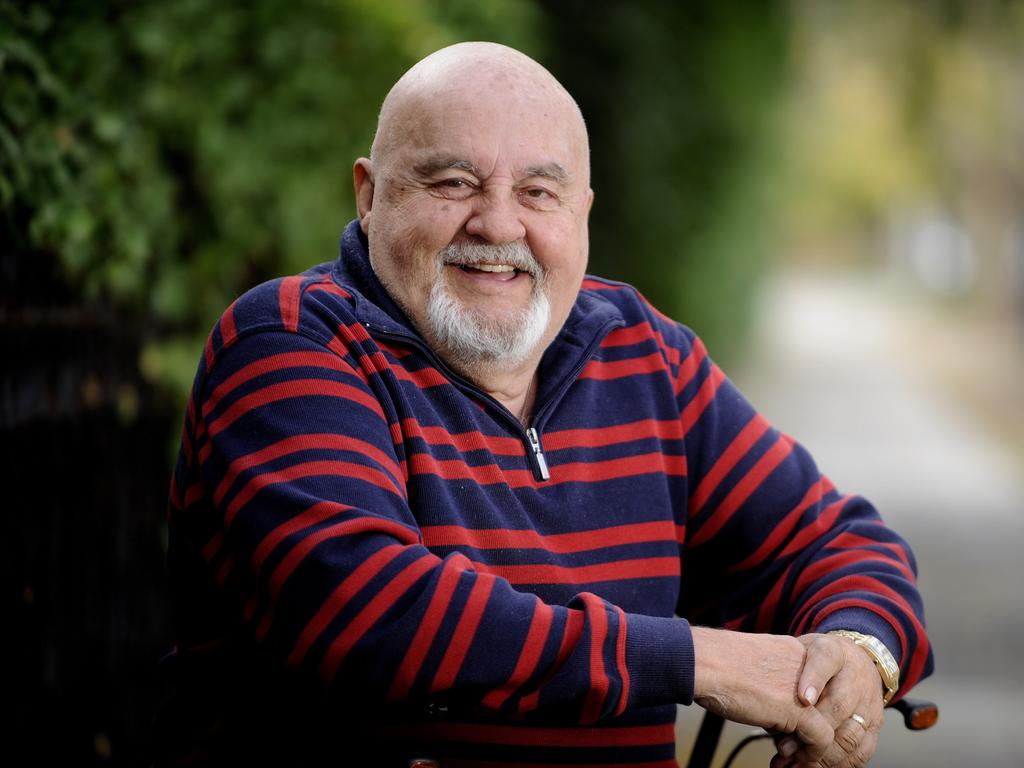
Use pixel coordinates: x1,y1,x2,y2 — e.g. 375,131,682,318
676,271,1024,767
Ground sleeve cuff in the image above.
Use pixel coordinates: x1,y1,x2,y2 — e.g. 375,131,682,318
813,607,904,667
624,614,695,707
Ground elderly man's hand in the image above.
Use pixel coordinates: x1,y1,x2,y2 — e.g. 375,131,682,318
691,628,836,762
770,633,885,768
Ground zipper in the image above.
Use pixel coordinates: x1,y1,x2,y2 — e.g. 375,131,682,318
365,316,622,483
525,427,550,481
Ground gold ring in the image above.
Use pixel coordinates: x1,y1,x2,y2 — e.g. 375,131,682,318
850,713,868,728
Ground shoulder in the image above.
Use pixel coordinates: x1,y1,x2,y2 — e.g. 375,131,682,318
198,262,362,377
578,274,700,356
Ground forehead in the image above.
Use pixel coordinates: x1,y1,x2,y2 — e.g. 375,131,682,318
388,78,586,181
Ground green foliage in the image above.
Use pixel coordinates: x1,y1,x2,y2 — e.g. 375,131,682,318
1,0,541,404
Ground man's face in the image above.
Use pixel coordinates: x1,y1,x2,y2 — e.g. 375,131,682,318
356,72,593,375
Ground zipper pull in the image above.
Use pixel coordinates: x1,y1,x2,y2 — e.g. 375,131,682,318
526,427,550,482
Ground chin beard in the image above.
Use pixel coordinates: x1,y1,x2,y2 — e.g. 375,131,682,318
424,241,550,374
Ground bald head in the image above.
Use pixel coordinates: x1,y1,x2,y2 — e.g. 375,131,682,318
370,42,589,183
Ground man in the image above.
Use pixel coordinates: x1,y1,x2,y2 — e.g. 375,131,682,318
160,43,932,767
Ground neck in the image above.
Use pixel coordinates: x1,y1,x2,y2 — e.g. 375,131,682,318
451,355,540,426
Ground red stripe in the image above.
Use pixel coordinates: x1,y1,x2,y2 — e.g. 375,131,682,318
391,363,451,389
384,721,674,748
205,379,386,441
214,551,236,586
792,551,916,605
421,520,676,555
442,761,677,768
581,278,625,292
401,419,522,455
279,276,303,332
307,275,351,298
388,554,469,700
214,432,404,506
219,300,238,349
543,419,683,451
679,363,725,431
805,597,910,658
689,434,794,547
252,519,418,639
409,451,685,488
798,578,916,646
600,321,657,348
675,337,708,395
205,350,356,417
183,481,204,508
519,610,584,714
579,352,666,381
481,600,553,711
725,477,834,574
600,321,681,367
473,556,680,586
320,553,437,683
776,497,847,559
223,458,405,528
580,593,610,724
430,574,496,692
249,500,351,575
203,331,215,371
829,530,912,569
755,562,792,630
612,606,630,717
288,548,403,667
813,597,930,693
689,413,771,513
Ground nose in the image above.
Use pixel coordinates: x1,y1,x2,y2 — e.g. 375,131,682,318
464,190,527,244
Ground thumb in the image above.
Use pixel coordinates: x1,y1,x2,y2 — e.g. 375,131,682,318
797,633,846,706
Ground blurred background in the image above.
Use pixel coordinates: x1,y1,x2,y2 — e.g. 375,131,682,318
3,0,1022,764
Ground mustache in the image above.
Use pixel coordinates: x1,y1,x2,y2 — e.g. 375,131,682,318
437,241,544,280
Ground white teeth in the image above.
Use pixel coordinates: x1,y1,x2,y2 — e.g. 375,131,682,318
463,263,516,273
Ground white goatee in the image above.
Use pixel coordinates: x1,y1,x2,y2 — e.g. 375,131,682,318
425,241,550,372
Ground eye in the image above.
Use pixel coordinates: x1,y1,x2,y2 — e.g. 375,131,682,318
519,186,559,209
431,177,476,199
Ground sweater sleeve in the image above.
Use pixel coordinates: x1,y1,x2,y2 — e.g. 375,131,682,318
671,326,934,698
169,328,695,723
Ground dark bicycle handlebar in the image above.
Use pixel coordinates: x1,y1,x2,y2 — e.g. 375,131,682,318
686,698,939,768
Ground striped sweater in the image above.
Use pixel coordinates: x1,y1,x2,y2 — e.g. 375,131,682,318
162,220,933,766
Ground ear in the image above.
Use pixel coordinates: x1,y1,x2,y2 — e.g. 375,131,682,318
584,187,595,218
353,158,375,234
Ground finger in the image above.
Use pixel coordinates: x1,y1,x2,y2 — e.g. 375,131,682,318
797,635,846,706
790,704,835,762
806,710,880,768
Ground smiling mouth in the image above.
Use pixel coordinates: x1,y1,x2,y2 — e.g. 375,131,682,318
453,263,524,276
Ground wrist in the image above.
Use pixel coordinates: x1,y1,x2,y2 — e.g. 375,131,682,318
828,629,900,704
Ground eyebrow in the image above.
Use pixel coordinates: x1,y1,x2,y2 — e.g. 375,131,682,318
522,163,570,184
412,156,482,178
411,156,571,185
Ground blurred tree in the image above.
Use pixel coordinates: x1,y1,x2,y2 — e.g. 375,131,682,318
540,0,790,364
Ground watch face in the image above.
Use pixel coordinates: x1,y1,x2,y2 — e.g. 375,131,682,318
830,630,899,696
859,635,900,679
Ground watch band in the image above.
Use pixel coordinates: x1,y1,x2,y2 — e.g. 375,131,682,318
828,630,900,705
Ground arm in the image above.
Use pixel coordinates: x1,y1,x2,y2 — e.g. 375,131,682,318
665,325,933,765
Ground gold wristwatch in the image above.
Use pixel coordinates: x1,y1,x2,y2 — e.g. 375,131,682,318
828,630,900,705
